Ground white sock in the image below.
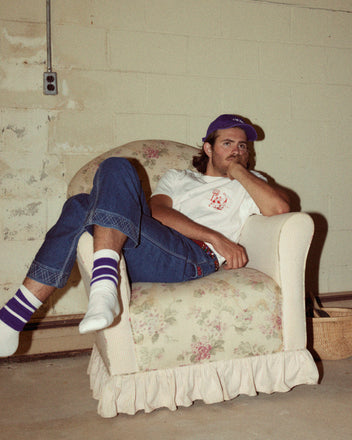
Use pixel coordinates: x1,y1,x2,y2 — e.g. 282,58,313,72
0,285,42,357
0,321,21,357
79,249,120,335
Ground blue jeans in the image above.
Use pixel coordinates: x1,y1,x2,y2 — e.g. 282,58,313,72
27,158,219,288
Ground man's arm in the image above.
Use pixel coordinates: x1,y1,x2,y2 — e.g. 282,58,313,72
227,161,290,216
150,194,248,269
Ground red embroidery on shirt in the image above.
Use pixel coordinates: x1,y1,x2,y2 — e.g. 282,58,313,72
209,189,228,211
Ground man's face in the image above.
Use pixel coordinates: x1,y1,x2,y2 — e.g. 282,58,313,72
204,127,249,177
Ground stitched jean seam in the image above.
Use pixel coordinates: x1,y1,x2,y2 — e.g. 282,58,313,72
87,209,139,245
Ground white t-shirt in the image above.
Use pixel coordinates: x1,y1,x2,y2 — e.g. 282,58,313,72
152,169,266,265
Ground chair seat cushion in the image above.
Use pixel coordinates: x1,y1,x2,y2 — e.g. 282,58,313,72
129,267,283,372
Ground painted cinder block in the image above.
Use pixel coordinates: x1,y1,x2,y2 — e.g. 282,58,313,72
53,24,108,69
0,152,65,199
1,109,49,153
0,0,45,22
113,113,188,146
60,70,146,113
145,0,221,38
48,110,115,154
0,22,46,62
326,47,352,85
109,30,188,74
0,240,42,290
188,37,259,79
220,0,291,42
291,84,352,122
259,42,326,83
1,198,47,242
145,75,223,115
90,0,146,31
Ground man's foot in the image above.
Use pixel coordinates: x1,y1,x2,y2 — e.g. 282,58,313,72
0,321,20,357
79,249,120,334
78,288,120,334
0,286,42,357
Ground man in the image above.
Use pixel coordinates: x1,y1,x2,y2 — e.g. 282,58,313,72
0,114,290,357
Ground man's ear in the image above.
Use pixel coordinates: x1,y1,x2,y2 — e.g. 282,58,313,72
203,142,212,158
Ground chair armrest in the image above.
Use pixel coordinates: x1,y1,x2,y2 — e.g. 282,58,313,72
239,212,314,350
239,212,314,286
76,232,138,374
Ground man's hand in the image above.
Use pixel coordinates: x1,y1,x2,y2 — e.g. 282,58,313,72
210,232,248,270
227,156,248,181
227,159,290,216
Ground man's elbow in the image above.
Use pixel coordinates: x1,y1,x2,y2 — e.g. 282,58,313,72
272,188,290,215
277,201,290,215
262,199,290,217
270,200,291,216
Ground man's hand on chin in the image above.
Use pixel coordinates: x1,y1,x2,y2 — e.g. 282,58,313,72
227,157,248,180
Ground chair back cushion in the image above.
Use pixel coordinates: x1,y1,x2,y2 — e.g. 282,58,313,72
67,140,199,200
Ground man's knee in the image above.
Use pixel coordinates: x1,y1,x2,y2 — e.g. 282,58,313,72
62,193,90,220
99,157,131,174
96,157,140,188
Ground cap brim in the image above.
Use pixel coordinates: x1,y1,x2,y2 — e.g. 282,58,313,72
238,124,257,142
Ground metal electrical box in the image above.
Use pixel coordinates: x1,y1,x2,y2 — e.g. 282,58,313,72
43,72,58,95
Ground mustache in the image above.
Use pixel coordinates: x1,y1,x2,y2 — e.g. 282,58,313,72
227,151,248,159
227,154,243,160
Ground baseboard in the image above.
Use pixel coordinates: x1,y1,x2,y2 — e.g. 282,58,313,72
318,291,352,303
0,314,95,363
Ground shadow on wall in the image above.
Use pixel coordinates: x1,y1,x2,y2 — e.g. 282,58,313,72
246,116,328,296
253,169,328,298
305,213,328,295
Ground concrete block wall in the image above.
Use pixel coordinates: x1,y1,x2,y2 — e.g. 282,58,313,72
0,0,351,317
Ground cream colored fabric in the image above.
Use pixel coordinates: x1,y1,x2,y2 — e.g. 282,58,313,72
88,344,319,418
239,212,315,350
77,232,138,375
71,139,319,417
129,267,283,371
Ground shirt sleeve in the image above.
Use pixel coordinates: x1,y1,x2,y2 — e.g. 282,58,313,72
151,169,183,199
251,170,268,182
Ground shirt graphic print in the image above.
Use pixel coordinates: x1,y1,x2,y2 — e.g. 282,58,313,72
208,189,229,211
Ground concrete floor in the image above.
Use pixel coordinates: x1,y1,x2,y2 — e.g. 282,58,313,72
0,354,351,440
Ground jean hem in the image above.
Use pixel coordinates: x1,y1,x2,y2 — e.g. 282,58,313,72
87,209,139,246
26,260,71,289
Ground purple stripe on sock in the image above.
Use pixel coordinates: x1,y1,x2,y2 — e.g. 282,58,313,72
6,296,34,321
0,289,37,331
92,257,118,269
16,290,36,310
0,308,25,331
92,267,117,278
90,255,119,287
90,275,118,286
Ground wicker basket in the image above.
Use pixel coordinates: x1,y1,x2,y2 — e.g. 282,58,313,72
306,293,352,360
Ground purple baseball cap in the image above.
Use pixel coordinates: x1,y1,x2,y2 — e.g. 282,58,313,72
202,114,258,142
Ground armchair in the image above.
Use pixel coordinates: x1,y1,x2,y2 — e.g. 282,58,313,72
68,140,319,418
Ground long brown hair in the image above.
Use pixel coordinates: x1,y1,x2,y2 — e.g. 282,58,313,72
192,131,219,174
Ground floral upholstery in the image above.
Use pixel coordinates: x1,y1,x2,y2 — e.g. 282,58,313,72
130,268,282,372
70,140,319,418
68,140,199,199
